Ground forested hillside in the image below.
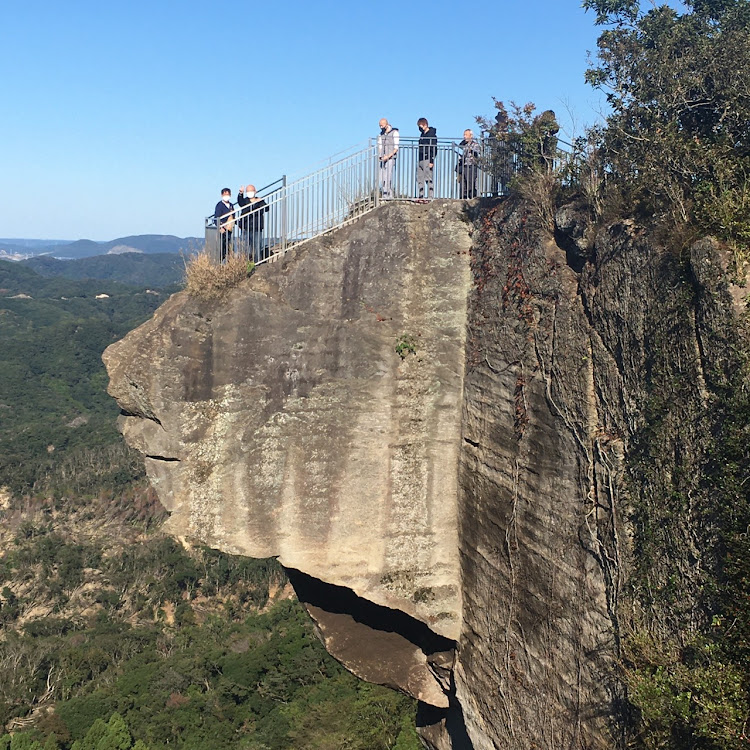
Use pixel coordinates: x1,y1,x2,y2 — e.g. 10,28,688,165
0,261,167,497
0,262,419,750
21,254,184,289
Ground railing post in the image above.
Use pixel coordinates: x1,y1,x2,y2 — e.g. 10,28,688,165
205,225,219,265
281,174,288,253
372,139,380,208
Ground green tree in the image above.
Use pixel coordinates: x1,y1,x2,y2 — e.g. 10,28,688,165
96,714,131,750
76,718,108,750
9,736,42,750
584,0,750,252
393,714,422,750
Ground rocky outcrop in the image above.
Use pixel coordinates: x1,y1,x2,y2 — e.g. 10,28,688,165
104,197,743,749
455,199,743,749
104,201,472,714
457,203,623,749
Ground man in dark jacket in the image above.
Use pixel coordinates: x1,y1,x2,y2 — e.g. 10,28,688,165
416,117,437,199
237,184,269,263
214,188,235,262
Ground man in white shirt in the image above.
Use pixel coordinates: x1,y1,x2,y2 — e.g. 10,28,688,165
378,118,400,199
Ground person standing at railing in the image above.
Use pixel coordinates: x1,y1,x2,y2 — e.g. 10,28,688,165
214,188,235,262
378,118,399,199
488,110,514,196
534,109,559,172
416,118,438,200
237,184,269,264
457,130,481,199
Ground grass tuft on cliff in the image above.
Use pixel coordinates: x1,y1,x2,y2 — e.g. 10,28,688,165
183,251,251,301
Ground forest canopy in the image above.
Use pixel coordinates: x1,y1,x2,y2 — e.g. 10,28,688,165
583,0,750,252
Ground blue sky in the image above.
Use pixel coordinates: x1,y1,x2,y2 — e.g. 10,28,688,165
2,1,610,241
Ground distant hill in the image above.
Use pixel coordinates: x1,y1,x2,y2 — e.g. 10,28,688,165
0,234,202,259
0,238,73,252
0,259,171,495
22,252,185,287
0,258,164,299
44,238,103,258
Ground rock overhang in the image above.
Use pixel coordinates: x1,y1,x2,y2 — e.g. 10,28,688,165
104,201,473,706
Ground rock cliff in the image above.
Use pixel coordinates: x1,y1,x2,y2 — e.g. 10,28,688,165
104,199,744,749
104,201,472,716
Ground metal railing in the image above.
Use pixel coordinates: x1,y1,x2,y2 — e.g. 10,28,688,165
204,135,575,265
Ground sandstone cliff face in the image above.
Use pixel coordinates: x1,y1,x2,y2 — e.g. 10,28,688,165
456,200,743,750
104,201,472,711
104,198,742,750
457,203,621,749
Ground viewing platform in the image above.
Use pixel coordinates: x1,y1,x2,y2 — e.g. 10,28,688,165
205,135,572,265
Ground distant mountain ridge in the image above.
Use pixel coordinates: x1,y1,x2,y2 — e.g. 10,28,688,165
0,234,201,259
0,238,74,251
21,252,185,287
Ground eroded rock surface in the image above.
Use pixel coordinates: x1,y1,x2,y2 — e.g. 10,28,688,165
104,201,472,710
104,195,741,750
454,200,740,750
457,203,623,749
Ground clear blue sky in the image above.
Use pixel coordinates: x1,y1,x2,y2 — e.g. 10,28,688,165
2,0,610,241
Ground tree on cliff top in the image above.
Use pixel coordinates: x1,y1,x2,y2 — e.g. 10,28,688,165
584,0,750,254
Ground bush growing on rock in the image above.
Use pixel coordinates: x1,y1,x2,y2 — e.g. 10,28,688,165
183,251,252,301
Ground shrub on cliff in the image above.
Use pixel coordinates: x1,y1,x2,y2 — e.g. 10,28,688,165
183,251,251,301
571,4,750,746
478,101,567,231
583,0,750,256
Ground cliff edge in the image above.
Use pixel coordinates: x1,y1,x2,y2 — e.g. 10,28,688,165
104,201,472,715
104,198,746,749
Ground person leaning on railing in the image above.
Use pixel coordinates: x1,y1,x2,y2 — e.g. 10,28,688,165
214,188,236,262
237,184,269,264
378,118,399,199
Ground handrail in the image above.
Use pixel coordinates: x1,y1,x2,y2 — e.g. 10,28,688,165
204,134,577,266
281,140,373,183
258,176,285,196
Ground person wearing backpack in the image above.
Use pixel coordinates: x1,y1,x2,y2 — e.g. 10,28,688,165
416,117,438,199
378,118,399,199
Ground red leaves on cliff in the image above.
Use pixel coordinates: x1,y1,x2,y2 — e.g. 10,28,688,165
513,373,529,440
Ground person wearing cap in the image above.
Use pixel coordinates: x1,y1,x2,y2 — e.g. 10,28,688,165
214,188,235,262
237,184,269,264
378,118,399,199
